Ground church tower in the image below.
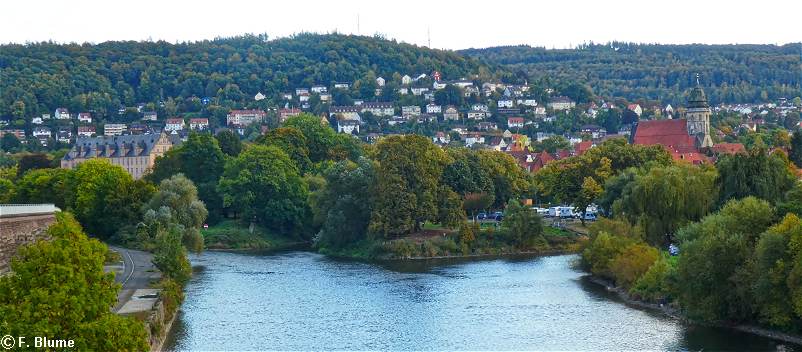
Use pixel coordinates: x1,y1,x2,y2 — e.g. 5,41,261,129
685,75,713,149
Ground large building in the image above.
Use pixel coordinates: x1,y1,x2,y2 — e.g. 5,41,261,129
226,109,266,126
631,80,718,162
61,132,174,179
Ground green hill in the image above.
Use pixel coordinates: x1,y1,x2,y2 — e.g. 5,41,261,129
0,33,504,119
461,43,801,104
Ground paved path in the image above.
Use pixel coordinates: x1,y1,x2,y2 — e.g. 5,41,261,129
107,245,160,312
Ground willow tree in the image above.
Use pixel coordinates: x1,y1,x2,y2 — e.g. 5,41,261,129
614,163,719,246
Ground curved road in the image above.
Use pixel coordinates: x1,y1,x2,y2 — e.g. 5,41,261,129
107,245,158,312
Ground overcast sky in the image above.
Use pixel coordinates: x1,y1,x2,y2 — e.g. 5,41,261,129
1,0,799,50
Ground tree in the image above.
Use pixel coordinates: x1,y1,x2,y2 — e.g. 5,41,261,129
434,85,464,107
0,212,148,351
12,168,69,208
1,133,21,152
369,135,448,237
16,153,52,176
476,150,531,207
313,158,375,248
215,129,243,156
463,192,494,221
435,186,466,229
257,127,312,174
716,147,795,205
609,243,659,289
218,145,308,235
145,174,208,252
789,131,802,168
283,113,339,163
614,163,719,246
501,200,545,249
148,132,226,224
65,159,151,239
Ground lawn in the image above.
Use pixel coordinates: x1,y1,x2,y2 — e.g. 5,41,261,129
201,220,303,250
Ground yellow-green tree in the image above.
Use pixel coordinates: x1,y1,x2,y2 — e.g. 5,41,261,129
0,212,149,351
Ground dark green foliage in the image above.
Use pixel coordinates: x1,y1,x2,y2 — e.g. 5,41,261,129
462,43,801,104
716,147,795,205
0,33,497,120
218,144,309,235
313,158,375,248
215,129,243,157
501,200,544,249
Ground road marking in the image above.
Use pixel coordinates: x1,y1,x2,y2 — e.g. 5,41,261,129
121,249,135,287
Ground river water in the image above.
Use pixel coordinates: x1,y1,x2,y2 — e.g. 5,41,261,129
165,251,792,351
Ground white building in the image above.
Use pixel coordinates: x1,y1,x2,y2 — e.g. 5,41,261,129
226,110,266,126
54,108,70,120
426,104,442,114
164,118,184,132
77,112,92,123
337,120,359,134
104,123,127,136
401,106,421,118
498,99,514,108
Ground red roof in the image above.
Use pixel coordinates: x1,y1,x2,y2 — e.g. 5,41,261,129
672,151,709,165
711,143,745,155
632,119,697,153
574,141,594,155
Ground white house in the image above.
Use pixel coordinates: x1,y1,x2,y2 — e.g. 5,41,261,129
361,102,395,117
56,129,72,143
295,88,309,95
31,117,44,125
519,99,538,107
337,120,359,134
443,106,460,121
548,96,576,111
464,133,485,147
411,87,429,96
33,127,51,138
77,126,96,137
103,123,127,136
329,106,362,121
376,77,386,87
508,117,525,128
433,81,447,90
164,118,184,131
472,104,489,112
54,108,70,120
189,118,209,130
401,75,413,85
77,112,92,123
333,82,350,89
254,92,266,101
226,110,266,126
311,85,327,94
467,110,487,120
498,99,514,108
142,111,158,121
401,106,421,118
426,104,442,114
298,93,310,102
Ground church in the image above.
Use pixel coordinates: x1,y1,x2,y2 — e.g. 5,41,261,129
630,79,739,163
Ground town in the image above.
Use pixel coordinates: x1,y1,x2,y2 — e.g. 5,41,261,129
2,71,800,179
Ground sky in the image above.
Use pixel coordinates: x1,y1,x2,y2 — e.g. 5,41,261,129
0,0,799,50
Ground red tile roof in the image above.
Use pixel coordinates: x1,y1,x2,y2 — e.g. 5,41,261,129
574,141,594,155
711,143,745,155
632,119,697,153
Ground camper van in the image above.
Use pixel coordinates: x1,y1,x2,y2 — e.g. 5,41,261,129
548,206,574,218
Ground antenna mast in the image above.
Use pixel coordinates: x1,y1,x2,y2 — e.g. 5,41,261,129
427,26,431,48
357,14,360,34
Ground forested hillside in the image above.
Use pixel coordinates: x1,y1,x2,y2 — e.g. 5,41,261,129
462,43,801,104
0,33,504,119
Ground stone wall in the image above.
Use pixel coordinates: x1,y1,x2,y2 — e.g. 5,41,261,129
0,214,55,274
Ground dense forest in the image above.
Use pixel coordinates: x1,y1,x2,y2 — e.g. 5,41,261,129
462,43,801,104
0,33,506,120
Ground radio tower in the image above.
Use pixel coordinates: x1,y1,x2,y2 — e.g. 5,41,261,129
357,14,360,34
427,27,431,48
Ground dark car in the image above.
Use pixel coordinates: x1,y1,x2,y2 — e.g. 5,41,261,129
477,212,487,220
493,211,504,221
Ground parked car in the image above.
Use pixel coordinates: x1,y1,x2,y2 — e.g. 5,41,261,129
582,213,597,221
493,211,504,221
477,212,487,220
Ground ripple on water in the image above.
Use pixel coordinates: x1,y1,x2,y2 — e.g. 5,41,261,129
166,252,792,351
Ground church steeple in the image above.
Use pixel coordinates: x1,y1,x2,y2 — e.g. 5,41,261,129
685,74,713,148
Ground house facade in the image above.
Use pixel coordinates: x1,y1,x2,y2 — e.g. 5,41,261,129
61,132,175,179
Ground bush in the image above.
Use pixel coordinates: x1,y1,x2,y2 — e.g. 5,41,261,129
609,243,659,289
582,231,640,278
630,254,677,302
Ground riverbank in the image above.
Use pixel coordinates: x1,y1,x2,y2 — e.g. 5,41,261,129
586,275,802,347
318,226,586,261
202,220,307,251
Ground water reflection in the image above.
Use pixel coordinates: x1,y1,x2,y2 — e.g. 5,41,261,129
165,251,793,351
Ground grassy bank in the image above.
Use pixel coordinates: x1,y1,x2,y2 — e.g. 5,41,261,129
202,220,306,251
318,225,587,261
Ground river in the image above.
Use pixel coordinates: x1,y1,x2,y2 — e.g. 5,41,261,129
165,251,793,351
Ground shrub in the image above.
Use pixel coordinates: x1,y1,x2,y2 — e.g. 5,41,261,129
609,243,659,288
630,254,677,303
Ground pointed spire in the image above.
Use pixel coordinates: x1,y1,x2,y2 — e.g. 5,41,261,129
695,73,700,86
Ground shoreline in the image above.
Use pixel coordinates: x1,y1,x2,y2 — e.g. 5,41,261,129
585,275,802,346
